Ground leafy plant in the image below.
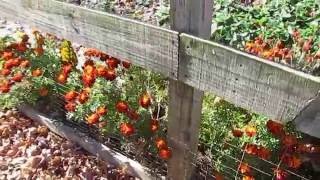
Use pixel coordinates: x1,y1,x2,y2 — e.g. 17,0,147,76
155,2,170,26
212,0,320,75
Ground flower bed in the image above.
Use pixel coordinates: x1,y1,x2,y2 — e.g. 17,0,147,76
0,20,170,177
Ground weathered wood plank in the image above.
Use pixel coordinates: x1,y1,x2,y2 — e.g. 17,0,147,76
167,1,213,180
180,33,320,122
19,105,162,180
0,0,179,79
294,94,320,138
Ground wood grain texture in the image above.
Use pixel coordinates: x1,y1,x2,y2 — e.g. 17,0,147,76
19,105,161,180
180,33,320,122
167,1,213,180
170,0,213,37
0,0,179,79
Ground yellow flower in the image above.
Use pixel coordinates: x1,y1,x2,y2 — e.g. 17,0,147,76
60,40,77,66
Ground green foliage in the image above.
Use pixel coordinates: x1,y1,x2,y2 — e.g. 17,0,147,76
155,2,170,26
212,0,320,47
66,63,168,137
0,31,65,110
199,93,293,171
104,0,115,12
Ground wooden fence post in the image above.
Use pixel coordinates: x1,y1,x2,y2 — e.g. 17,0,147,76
167,0,213,180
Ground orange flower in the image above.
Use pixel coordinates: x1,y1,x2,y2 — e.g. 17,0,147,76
39,87,49,96
15,42,28,53
1,69,11,76
96,106,107,116
122,60,131,69
12,58,21,67
84,59,94,67
283,154,302,169
106,57,120,69
86,113,100,125
261,50,273,60
155,138,167,150
159,148,172,160
116,101,129,113
96,65,107,77
0,83,10,93
78,90,89,104
266,120,284,137
11,72,24,82
245,42,255,52
243,175,255,180
20,60,30,68
150,119,159,132
62,63,73,75
302,38,313,52
65,102,76,112
139,92,152,109
64,90,78,102
239,162,251,174
83,64,96,75
284,51,293,63
254,36,263,45
84,48,101,57
214,172,224,180
244,144,258,155
281,134,297,148
57,73,67,84
232,128,244,138
34,47,44,56
1,51,14,60
32,68,43,77
120,122,135,136
104,68,116,81
4,59,14,69
82,74,95,87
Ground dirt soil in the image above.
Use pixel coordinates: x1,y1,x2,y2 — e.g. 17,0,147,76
63,0,165,26
0,109,135,180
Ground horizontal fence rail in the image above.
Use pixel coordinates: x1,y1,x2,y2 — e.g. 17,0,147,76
0,0,320,124
0,0,179,79
179,34,320,122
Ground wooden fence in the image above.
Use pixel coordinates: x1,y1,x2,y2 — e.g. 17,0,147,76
1,0,320,179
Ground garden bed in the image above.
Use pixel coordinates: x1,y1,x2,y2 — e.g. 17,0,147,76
1,2,320,179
